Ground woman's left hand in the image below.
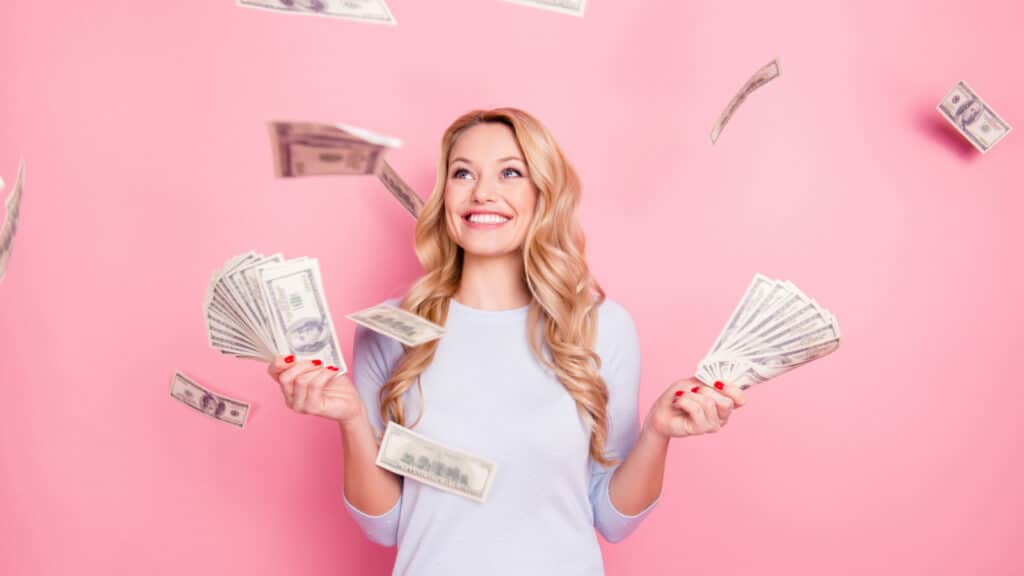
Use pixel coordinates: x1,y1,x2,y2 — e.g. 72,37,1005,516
642,376,748,440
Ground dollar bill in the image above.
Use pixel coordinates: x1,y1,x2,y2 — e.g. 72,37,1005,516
267,121,401,178
710,59,781,144
346,303,445,347
258,258,347,371
170,371,251,429
376,421,497,504
237,0,396,25
376,160,424,219
503,0,586,17
937,81,1012,154
205,252,347,373
696,273,839,389
0,159,26,285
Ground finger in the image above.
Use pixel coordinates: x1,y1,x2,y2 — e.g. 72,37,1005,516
694,384,736,423
683,387,721,432
267,354,297,379
293,367,324,412
671,394,709,433
719,381,748,408
305,368,339,415
284,360,323,409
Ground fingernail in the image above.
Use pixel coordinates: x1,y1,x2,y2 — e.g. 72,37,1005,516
671,398,677,403
714,381,724,390
691,386,700,393
284,355,295,364
327,365,339,371
674,390,684,397
312,359,323,366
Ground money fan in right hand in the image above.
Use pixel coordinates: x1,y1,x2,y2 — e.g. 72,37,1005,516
696,274,840,389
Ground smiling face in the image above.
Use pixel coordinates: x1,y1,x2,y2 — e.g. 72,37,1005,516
443,122,538,259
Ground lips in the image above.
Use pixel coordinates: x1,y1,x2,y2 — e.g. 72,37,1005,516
462,210,513,220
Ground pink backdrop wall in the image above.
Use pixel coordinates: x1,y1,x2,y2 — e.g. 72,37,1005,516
1,1,1021,574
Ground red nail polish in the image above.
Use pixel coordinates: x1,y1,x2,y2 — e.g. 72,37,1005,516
327,366,339,371
312,359,322,366
691,386,700,393
714,381,724,390
284,355,295,364
671,398,677,403
674,390,684,397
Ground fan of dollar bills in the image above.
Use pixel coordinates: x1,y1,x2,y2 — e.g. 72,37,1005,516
696,273,840,389
204,251,347,373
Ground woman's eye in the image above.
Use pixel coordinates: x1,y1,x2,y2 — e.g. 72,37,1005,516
452,168,472,179
501,167,523,178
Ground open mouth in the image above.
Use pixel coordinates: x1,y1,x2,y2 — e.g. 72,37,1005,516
464,212,512,223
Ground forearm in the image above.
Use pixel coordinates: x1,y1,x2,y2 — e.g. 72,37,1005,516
340,417,401,515
608,426,669,516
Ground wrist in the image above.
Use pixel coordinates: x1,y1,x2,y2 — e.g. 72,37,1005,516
339,412,370,437
640,418,671,447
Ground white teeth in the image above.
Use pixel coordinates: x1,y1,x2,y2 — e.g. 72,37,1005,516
468,214,509,224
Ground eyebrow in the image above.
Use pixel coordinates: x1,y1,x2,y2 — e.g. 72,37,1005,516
449,155,525,166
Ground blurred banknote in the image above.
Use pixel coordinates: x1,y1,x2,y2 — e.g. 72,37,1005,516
376,421,497,503
696,273,840,389
170,371,251,429
937,81,1012,154
237,0,396,25
268,121,401,178
0,159,26,285
710,59,781,144
346,303,445,347
204,251,347,372
376,160,424,218
503,0,585,17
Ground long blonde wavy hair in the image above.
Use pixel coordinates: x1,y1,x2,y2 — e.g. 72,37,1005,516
379,107,617,467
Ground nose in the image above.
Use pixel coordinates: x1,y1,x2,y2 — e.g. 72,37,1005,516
470,175,498,203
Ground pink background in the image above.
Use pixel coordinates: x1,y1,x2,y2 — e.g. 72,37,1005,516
1,0,1021,574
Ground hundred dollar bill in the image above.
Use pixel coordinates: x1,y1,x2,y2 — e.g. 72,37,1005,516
237,0,396,25
0,159,26,285
710,59,781,144
259,258,347,372
937,81,1012,154
267,121,402,178
502,0,585,16
695,273,839,389
376,421,497,503
169,371,250,429
346,303,445,347
376,160,424,219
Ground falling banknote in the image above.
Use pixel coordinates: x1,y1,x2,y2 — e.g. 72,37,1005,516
267,120,401,178
376,160,424,219
710,59,782,144
376,421,498,503
237,0,396,25
695,273,840,389
937,81,1012,154
204,251,347,372
169,371,251,429
502,0,586,17
0,159,26,285
346,303,445,347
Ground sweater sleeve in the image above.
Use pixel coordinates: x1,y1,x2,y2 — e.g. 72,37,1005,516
341,320,404,547
588,301,661,543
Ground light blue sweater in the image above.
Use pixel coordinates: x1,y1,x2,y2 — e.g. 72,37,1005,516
343,296,660,575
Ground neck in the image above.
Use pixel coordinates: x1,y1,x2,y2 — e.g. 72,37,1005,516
455,250,531,310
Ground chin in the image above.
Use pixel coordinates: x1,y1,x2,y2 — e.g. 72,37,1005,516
460,243,524,258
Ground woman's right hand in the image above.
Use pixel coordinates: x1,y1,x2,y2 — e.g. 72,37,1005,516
267,355,367,427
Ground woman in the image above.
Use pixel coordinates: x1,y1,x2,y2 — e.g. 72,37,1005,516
266,108,747,575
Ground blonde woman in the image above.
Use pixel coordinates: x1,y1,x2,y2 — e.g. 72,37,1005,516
266,108,747,575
